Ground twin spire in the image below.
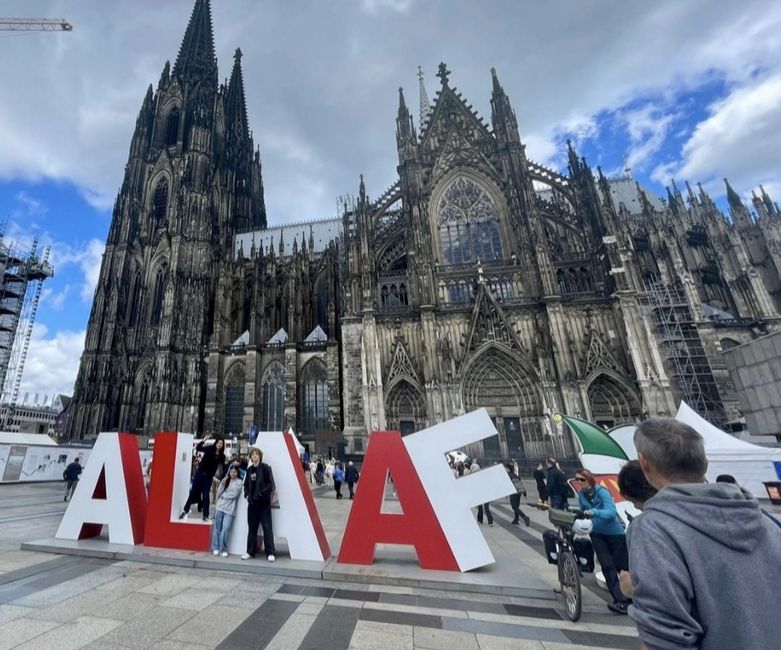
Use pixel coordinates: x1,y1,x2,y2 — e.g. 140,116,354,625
173,0,217,84
226,48,249,141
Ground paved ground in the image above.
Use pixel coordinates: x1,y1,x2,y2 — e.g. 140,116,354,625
0,480,640,649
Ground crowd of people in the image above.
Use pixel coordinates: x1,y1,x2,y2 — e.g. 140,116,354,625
540,419,781,650
171,437,363,562
67,420,780,648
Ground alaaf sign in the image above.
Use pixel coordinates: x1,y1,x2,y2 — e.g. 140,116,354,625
56,410,514,572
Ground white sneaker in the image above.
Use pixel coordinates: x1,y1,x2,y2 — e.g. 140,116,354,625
267,554,276,562
221,551,229,558
241,553,251,560
212,550,219,556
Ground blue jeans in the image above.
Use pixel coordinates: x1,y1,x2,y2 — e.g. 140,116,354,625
211,510,235,553
550,495,568,510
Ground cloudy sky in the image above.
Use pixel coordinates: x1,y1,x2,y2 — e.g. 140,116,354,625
0,0,780,403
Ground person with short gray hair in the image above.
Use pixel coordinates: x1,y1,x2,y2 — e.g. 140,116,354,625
628,418,781,650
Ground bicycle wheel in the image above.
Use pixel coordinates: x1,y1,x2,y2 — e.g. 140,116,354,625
559,549,582,622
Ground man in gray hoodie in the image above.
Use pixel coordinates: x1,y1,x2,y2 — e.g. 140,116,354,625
628,418,781,650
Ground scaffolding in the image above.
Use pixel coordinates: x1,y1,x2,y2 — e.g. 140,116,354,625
0,231,54,425
643,280,726,427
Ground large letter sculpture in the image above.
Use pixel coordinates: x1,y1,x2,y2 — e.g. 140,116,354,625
228,431,330,561
405,409,516,571
144,431,211,551
56,432,147,545
339,409,515,571
338,430,459,569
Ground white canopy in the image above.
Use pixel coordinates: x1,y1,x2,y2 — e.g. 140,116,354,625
675,402,781,459
607,402,781,498
0,432,57,446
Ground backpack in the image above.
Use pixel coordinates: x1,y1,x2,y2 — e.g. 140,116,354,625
510,474,527,496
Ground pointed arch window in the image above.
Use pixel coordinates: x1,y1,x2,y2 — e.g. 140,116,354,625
127,270,143,327
153,180,169,224
224,365,245,436
438,177,503,266
300,360,329,436
165,107,180,146
150,264,168,326
314,274,329,332
261,362,286,431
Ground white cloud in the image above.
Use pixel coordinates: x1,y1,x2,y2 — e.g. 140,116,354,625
361,0,415,13
0,1,779,218
2,218,105,309
622,104,677,173
651,74,781,197
16,324,85,399
14,191,48,216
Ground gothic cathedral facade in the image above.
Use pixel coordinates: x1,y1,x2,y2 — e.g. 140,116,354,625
68,0,781,459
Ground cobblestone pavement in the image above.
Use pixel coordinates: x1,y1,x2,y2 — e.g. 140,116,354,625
0,481,640,649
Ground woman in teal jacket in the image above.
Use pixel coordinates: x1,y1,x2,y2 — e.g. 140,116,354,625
575,468,630,614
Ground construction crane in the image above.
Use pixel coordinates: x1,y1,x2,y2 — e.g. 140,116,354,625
0,18,72,31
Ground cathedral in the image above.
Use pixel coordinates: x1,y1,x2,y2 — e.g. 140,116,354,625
67,0,781,460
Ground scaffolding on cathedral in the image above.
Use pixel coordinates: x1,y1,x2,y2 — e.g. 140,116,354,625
643,279,727,428
0,228,54,427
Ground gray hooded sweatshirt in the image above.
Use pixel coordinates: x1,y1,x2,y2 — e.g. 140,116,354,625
627,482,781,650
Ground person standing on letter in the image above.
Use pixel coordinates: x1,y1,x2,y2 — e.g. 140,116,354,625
242,448,276,562
179,434,226,521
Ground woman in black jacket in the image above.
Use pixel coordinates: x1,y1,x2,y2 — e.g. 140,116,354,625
242,447,277,562
179,435,226,521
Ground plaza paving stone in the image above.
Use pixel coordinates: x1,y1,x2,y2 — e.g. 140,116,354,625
0,481,640,648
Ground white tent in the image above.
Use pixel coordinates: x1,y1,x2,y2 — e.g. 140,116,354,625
0,432,57,446
675,402,781,497
608,402,781,498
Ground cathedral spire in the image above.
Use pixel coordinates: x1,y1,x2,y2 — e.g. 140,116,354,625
725,178,754,230
225,48,249,142
753,184,780,220
724,178,742,210
436,62,451,88
396,87,416,157
490,67,519,146
173,0,217,85
359,174,367,208
566,139,581,176
417,66,432,127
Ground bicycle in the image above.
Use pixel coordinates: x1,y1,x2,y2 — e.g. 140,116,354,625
548,507,589,621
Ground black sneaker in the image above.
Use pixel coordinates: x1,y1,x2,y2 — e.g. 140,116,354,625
523,515,531,526
607,601,629,615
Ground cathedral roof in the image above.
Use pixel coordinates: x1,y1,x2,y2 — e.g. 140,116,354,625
235,218,342,259
305,325,328,342
536,175,664,217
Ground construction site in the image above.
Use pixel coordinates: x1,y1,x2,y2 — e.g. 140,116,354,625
0,228,54,431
